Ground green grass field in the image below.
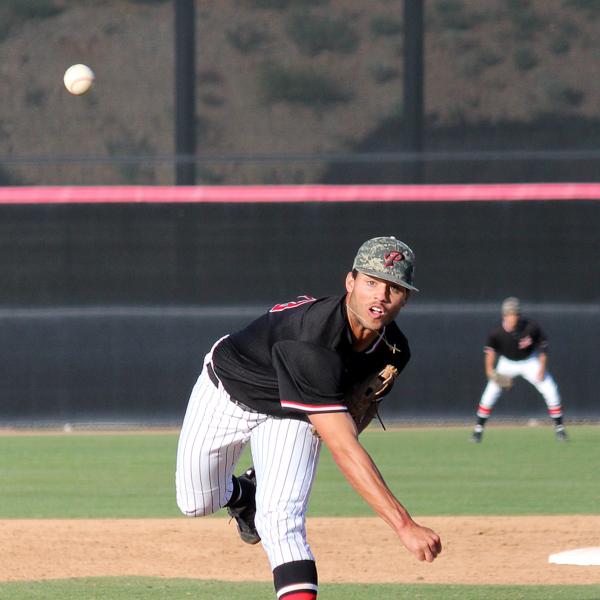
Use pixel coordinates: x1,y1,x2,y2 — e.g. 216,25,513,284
1,578,599,600
1,424,599,599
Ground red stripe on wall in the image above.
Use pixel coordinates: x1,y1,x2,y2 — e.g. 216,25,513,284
1,183,600,205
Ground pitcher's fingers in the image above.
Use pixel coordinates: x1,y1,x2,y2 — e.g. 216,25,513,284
426,539,441,561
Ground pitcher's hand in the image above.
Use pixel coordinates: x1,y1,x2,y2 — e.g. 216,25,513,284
398,522,442,563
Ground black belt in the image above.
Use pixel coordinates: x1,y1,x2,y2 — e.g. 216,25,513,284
206,362,220,388
206,362,260,413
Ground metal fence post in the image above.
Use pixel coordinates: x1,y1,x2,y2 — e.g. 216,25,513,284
174,0,196,185
403,0,424,183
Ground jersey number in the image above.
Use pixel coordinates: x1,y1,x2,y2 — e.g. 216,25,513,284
270,295,316,312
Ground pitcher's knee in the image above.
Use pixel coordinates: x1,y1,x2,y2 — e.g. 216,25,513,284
176,493,217,517
179,505,209,518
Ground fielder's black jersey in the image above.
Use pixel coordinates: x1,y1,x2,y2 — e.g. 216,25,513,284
212,294,410,420
485,317,548,361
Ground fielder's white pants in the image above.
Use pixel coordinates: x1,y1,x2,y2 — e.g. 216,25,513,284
176,345,322,570
478,354,562,418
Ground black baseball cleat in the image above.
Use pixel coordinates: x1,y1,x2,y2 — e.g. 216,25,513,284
470,430,482,443
227,467,261,545
555,427,568,442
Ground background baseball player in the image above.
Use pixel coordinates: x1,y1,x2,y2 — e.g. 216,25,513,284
470,296,567,443
176,236,442,600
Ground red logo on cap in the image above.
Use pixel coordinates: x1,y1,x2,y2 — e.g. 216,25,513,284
383,251,404,267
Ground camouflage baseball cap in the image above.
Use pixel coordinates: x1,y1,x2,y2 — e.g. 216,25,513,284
501,296,521,315
353,236,419,291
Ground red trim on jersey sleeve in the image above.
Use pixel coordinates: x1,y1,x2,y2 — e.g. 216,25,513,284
270,295,316,313
272,340,345,415
280,400,348,414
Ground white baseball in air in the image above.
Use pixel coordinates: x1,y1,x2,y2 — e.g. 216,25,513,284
63,64,95,95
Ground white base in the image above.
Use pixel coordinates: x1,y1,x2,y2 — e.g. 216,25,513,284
548,547,600,566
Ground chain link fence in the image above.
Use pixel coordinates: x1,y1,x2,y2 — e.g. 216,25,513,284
1,0,600,185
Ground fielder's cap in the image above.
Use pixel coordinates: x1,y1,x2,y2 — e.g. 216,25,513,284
502,296,521,315
353,236,418,292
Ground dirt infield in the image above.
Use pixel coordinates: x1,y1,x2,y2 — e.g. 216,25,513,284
2,516,599,584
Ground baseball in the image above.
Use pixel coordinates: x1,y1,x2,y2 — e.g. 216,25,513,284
63,64,95,95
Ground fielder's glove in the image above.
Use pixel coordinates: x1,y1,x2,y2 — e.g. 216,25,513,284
490,370,513,389
345,364,399,433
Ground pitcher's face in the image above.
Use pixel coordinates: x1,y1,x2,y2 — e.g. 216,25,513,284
345,271,409,330
502,313,519,332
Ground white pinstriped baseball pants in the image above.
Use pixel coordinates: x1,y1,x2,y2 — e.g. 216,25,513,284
478,354,562,418
176,346,322,570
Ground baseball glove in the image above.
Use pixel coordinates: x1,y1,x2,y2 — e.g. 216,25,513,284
490,370,513,389
345,364,399,433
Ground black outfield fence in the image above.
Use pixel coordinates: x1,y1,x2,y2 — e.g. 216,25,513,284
0,188,597,424
0,304,597,425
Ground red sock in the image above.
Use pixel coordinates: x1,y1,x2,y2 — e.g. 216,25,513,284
279,592,316,600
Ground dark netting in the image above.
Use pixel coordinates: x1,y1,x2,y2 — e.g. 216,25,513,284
1,304,597,422
0,201,597,306
1,0,599,422
0,200,598,423
2,0,600,184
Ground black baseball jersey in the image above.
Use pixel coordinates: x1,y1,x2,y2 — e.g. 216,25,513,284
485,317,548,361
212,294,410,420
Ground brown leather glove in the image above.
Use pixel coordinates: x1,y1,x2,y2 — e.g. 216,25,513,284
490,370,513,389
345,364,399,433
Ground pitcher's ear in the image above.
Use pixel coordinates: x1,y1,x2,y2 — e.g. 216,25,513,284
345,271,355,293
